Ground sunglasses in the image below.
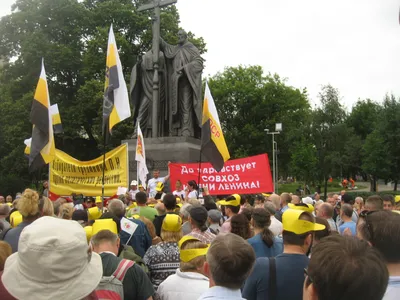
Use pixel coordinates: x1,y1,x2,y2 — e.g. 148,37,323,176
359,210,376,241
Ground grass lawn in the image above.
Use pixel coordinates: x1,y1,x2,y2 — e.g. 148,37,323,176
277,181,367,194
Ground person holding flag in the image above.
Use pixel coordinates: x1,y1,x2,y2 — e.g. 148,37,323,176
28,60,55,172
201,82,230,172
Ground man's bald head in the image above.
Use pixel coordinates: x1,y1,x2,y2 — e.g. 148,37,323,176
317,203,334,219
269,194,281,210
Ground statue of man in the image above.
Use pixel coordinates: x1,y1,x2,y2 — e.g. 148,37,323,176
130,50,167,138
160,29,203,137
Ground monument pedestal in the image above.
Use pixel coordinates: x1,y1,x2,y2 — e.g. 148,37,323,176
122,137,203,180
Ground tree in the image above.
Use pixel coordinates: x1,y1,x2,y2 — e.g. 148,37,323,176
362,129,390,192
0,0,206,194
290,139,317,185
208,65,311,177
312,85,347,198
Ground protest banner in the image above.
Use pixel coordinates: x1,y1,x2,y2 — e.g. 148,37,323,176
169,154,273,195
49,144,128,197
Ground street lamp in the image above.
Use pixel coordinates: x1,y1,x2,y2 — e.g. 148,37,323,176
264,123,282,193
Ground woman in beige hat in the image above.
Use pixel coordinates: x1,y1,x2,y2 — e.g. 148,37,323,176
1,216,103,300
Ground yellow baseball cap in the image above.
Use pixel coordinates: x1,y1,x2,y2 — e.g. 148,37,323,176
84,226,93,243
92,219,118,235
162,214,182,232
262,193,271,197
218,194,241,206
395,195,400,203
288,203,315,213
283,209,325,234
10,211,22,228
178,236,209,262
156,182,164,192
95,196,102,204
88,207,102,220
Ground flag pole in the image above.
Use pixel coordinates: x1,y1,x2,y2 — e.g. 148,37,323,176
101,130,106,209
137,161,139,186
197,144,202,199
125,232,134,246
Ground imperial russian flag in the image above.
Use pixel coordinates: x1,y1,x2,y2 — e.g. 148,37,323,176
201,82,230,172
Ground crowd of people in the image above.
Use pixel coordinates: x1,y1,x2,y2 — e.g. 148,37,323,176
0,172,398,300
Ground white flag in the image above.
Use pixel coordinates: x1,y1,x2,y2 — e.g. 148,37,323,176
135,124,148,189
120,217,138,236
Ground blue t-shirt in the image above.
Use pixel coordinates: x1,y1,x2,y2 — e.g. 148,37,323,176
247,234,283,258
339,221,357,236
242,253,309,300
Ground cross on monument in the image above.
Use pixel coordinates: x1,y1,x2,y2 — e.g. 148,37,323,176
137,0,177,138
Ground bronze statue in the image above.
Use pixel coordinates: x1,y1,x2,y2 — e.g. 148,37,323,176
130,50,167,138
134,0,204,138
160,29,203,138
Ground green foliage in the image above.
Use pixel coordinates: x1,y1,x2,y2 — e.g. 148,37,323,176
289,140,317,184
208,65,310,175
311,85,347,185
0,0,205,194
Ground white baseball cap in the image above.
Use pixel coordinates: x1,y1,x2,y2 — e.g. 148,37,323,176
302,196,315,206
2,216,102,300
131,180,138,186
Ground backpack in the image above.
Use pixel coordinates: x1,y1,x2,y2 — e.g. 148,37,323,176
119,244,149,276
95,259,134,300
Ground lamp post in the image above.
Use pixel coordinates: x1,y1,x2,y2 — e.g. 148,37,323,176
265,123,282,193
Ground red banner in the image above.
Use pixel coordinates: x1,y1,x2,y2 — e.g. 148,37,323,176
169,154,273,195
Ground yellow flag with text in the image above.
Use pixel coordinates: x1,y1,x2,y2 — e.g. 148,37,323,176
49,144,128,196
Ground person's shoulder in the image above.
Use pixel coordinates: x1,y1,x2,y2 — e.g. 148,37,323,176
254,257,270,267
247,234,260,244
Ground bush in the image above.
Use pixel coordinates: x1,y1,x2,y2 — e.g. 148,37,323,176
345,191,400,199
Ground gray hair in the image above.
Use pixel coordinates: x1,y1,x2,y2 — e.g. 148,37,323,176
91,229,118,246
0,204,10,216
264,202,276,215
180,203,193,220
355,197,364,204
107,199,125,218
155,202,166,215
207,233,255,289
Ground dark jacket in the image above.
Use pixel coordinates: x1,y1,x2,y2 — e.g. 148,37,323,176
3,222,31,253
119,218,152,258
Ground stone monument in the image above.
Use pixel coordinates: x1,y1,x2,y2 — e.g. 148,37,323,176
124,0,205,179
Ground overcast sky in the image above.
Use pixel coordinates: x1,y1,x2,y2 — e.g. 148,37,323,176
1,0,400,108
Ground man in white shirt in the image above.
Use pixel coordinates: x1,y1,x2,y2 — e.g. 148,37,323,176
147,169,170,198
128,180,139,200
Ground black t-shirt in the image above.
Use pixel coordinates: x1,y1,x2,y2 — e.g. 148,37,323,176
242,253,309,300
100,252,154,300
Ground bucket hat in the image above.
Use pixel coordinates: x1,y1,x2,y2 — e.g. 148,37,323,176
2,216,103,300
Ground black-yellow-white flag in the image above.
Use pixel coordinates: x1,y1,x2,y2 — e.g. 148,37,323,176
29,60,55,172
103,24,131,138
201,82,230,172
50,103,63,134
24,103,63,156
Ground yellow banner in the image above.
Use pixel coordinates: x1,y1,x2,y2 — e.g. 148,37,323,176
49,144,128,197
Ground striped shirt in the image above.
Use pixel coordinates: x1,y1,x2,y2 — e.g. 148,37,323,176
186,228,216,244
